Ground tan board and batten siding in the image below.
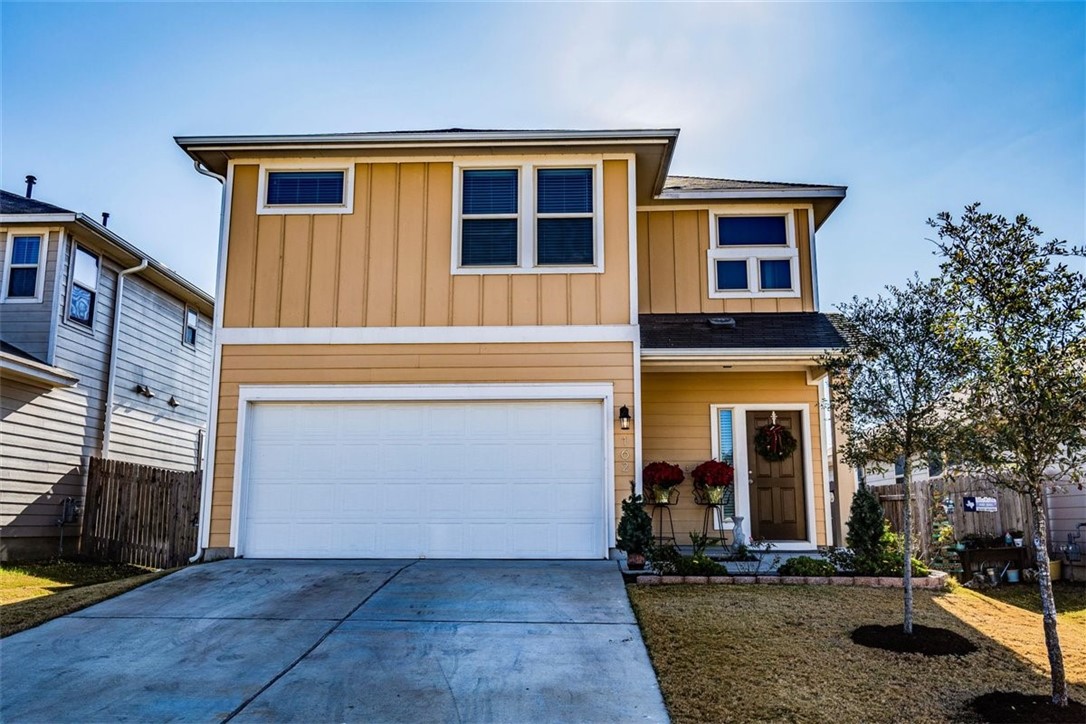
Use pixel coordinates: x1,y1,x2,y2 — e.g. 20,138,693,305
636,209,815,313
208,342,635,548
641,371,828,546
223,160,631,329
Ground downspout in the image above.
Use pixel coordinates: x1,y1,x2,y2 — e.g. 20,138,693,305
101,257,149,458
190,160,226,563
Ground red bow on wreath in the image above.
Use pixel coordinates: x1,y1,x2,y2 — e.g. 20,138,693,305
754,423,798,462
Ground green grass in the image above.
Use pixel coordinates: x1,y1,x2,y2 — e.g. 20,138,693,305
1,559,171,637
629,583,1085,723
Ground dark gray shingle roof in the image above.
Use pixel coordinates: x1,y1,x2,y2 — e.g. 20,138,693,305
0,190,72,215
640,313,847,350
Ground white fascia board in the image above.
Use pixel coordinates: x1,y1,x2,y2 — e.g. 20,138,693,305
217,325,639,346
176,129,680,150
655,188,846,201
0,214,77,224
0,353,79,388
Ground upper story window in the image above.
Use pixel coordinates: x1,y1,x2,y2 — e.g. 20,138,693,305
257,164,354,215
453,160,604,274
460,169,519,266
2,231,46,302
67,245,100,328
707,212,799,299
183,306,199,347
536,168,594,265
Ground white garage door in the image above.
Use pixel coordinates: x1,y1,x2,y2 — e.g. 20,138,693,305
240,400,606,559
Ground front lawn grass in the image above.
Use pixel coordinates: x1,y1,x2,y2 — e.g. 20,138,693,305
1,560,170,637
628,583,1085,723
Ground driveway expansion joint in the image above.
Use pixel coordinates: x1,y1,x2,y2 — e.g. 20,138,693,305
221,560,419,723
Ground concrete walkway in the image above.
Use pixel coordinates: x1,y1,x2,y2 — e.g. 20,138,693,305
1,559,668,723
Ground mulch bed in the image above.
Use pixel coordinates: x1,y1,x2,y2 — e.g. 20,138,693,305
851,623,978,656
970,691,1086,723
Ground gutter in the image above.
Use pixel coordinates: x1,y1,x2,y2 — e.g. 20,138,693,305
655,187,846,201
189,161,227,564
101,258,148,459
640,347,838,361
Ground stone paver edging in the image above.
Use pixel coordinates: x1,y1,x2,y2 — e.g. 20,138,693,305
636,570,949,589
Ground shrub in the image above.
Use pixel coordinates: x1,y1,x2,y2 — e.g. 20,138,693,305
647,541,727,577
616,494,653,556
777,556,836,577
846,483,887,562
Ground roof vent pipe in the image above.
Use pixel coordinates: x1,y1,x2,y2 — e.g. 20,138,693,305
101,212,110,227
25,175,36,198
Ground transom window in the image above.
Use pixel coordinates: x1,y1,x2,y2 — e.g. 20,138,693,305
454,161,603,274
3,232,45,301
67,246,100,328
707,212,800,299
183,306,199,347
257,165,354,215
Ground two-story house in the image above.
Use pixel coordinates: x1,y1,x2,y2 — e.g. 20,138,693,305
176,128,852,561
0,185,214,560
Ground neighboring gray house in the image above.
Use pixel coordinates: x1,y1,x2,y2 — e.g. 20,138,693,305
0,186,214,561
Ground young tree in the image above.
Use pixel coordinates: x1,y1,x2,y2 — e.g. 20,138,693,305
931,204,1086,707
824,276,962,634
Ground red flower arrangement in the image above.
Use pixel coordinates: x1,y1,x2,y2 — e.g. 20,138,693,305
643,461,684,503
691,459,735,504
691,460,735,489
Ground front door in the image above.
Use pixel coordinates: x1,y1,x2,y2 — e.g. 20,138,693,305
747,410,806,541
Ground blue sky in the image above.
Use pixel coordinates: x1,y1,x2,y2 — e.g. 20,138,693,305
3,2,1083,302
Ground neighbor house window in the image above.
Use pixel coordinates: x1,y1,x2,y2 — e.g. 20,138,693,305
454,161,603,274
460,169,519,267
3,233,45,301
67,246,100,328
257,165,354,215
708,213,799,298
183,306,198,347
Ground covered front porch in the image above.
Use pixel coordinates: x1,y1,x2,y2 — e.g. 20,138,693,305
641,368,832,551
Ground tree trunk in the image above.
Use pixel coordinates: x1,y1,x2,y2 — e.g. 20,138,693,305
1030,489,1068,706
902,457,914,636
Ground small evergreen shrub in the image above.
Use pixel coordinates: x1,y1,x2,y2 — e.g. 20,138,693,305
833,485,930,577
616,494,653,556
777,556,836,577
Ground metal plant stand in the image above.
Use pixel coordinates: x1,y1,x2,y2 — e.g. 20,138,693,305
646,490,678,546
695,487,735,553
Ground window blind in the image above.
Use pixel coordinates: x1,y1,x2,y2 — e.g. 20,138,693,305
266,171,345,206
759,259,792,290
463,170,518,214
719,409,736,518
537,168,592,213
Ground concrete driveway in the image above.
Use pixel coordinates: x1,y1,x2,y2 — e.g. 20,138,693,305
0,559,668,723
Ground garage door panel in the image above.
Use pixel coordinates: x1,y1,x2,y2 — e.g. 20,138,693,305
242,399,605,559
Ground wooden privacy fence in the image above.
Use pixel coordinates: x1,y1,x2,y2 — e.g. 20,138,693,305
877,477,1035,554
82,457,201,569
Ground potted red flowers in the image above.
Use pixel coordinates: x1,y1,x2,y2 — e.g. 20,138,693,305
691,459,735,504
643,461,684,503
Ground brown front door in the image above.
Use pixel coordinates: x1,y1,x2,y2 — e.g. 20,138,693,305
747,410,806,541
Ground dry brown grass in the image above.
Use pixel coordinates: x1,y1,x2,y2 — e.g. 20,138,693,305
1,562,171,638
628,583,1086,723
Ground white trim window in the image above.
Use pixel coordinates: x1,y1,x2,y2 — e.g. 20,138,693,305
67,245,100,328
256,162,355,215
707,212,800,299
452,159,605,274
2,230,48,302
182,305,199,347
